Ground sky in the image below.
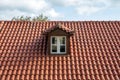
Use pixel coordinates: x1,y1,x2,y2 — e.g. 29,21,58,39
0,0,120,21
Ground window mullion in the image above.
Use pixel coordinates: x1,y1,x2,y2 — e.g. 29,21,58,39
57,37,60,53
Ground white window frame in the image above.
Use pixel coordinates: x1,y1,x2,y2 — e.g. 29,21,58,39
51,36,66,54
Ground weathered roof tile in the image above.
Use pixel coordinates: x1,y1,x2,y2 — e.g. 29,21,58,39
0,21,119,80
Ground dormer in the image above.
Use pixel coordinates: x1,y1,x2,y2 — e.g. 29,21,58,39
44,23,74,55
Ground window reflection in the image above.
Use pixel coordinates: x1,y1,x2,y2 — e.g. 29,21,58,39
60,37,65,44
52,37,57,44
52,45,57,52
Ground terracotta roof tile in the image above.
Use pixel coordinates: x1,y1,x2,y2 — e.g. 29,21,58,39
0,21,120,80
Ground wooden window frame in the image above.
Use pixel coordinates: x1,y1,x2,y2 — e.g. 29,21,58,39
47,29,71,55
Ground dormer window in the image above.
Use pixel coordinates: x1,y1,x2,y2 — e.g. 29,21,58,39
51,36,66,54
43,23,74,55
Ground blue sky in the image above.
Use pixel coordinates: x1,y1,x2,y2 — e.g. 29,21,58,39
0,0,120,21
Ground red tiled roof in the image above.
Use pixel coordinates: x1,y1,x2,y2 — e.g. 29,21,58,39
0,21,120,80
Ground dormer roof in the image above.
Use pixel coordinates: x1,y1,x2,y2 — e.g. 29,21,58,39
43,23,74,35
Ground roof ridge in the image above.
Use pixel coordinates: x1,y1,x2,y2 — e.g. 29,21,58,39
0,21,120,23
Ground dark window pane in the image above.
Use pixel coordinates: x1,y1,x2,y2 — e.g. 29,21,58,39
60,46,65,52
62,37,65,44
52,37,57,44
52,45,57,52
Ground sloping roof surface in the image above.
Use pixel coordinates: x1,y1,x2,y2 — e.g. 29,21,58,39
0,21,120,80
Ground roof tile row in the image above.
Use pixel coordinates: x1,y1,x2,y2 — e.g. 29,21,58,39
0,21,120,80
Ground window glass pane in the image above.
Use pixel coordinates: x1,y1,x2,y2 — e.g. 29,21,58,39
60,45,65,52
52,45,57,52
52,37,57,44
60,37,65,44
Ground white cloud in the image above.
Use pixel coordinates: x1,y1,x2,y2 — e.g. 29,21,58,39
0,0,47,11
0,0,120,20
0,10,29,20
46,9,60,17
110,0,120,7
48,0,120,15
48,0,106,6
76,6,103,15
0,0,61,20
49,0,120,7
